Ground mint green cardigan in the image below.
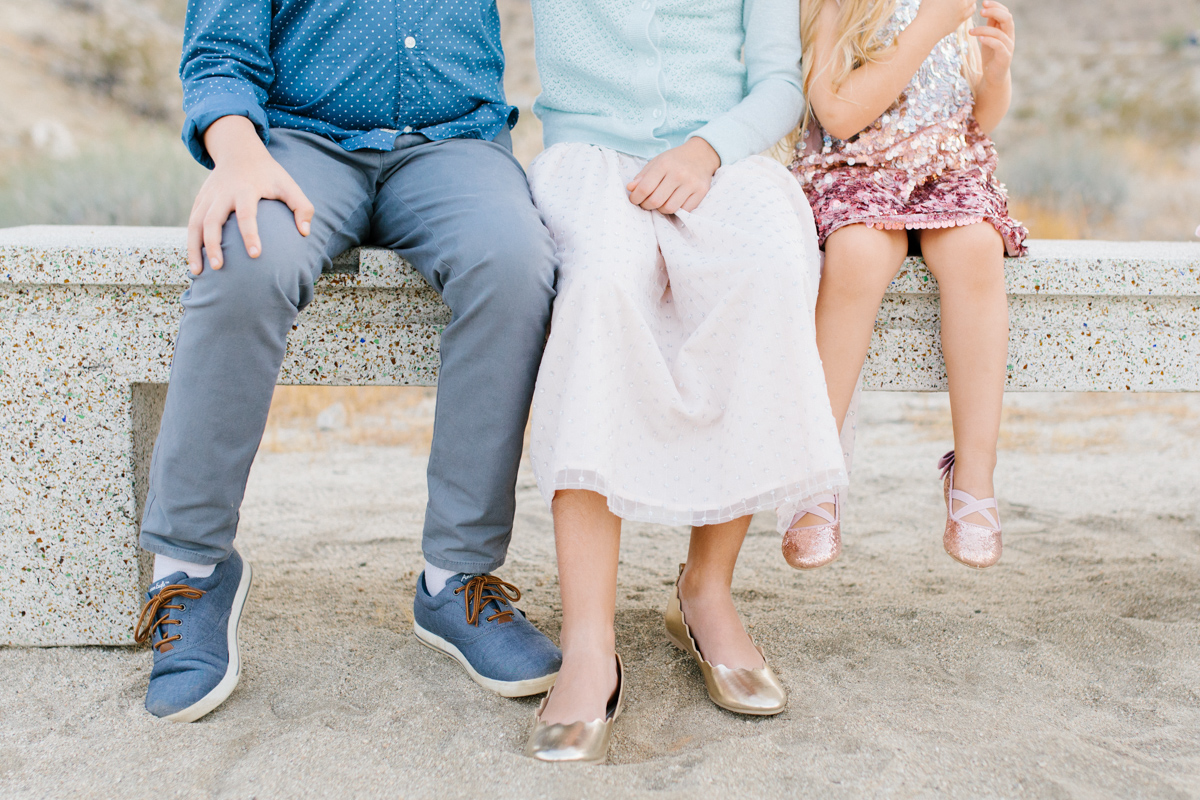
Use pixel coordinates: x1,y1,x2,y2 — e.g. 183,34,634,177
530,0,804,166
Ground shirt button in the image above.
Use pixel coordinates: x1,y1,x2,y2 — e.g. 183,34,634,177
642,0,651,8
645,57,655,66
652,109,662,119
404,36,416,49
402,125,413,133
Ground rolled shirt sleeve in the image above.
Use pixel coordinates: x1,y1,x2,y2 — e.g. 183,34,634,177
690,0,805,166
179,0,275,168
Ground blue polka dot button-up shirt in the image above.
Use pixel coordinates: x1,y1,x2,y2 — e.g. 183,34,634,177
180,0,517,167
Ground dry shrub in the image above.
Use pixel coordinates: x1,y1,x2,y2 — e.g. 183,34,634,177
998,136,1130,239
997,134,1200,241
57,0,185,122
74,20,179,120
895,392,1200,455
1007,201,1087,241
0,128,205,226
262,386,439,454
997,394,1200,454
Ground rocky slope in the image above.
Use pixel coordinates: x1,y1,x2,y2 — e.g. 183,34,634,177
1,0,1197,236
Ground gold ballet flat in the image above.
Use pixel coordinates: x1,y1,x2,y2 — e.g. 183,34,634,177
526,654,625,764
938,451,1002,569
664,565,786,716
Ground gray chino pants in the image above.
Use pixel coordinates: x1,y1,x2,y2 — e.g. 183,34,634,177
139,128,558,573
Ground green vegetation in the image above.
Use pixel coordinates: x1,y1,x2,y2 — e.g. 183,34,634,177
999,138,1130,235
0,130,205,228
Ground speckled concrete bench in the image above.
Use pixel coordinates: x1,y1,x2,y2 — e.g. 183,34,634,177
2,226,1198,646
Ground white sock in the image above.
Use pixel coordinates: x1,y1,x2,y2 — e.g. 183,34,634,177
152,554,215,582
423,561,459,596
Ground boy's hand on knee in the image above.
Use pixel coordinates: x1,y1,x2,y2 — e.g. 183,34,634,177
187,115,315,275
626,137,721,215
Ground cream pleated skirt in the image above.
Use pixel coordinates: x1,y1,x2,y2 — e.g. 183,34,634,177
527,143,848,533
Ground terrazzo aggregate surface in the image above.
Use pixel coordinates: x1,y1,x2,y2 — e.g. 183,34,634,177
0,226,1197,645
0,227,447,646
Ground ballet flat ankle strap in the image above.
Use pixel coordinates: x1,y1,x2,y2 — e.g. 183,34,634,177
949,489,999,530
794,494,838,525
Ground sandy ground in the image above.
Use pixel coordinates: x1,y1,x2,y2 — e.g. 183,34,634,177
1,391,1198,799
2,3,1197,795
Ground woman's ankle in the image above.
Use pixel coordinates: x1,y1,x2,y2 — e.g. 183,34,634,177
540,649,618,725
675,580,763,670
560,645,616,671
559,629,615,659
558,647,617,680
678,565,732,604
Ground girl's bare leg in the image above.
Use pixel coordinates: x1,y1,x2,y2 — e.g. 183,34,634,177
918,224,1009,523
678,515,763,669
792,224,909,527
816,225,911,428
539,489,621,725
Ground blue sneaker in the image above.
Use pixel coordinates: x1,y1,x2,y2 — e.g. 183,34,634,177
135,550,253,722
413,572,561,697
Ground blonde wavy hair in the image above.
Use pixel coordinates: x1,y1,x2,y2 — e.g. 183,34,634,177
781,0,981,156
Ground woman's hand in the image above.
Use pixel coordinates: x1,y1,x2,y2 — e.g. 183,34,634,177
971,1,1015,87
914,0,976,41
626,137,721,215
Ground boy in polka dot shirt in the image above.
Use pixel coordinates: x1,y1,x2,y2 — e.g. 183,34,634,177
134,0,563,724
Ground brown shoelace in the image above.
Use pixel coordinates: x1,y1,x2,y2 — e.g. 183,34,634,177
134,585,206,652
455,575,522,626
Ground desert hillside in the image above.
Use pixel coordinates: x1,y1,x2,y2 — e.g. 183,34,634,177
1,0,1198,238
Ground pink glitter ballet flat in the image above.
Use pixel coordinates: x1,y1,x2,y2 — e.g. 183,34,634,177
938,451,1002,569
782,494,841,570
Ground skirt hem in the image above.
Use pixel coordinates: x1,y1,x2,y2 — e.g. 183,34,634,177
822,212,1028,257
539,466,850,535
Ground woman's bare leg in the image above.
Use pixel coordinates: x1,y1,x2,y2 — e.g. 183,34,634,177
678,515,763,669
791,224,909,527
919,223,1009,523
539,489,621,725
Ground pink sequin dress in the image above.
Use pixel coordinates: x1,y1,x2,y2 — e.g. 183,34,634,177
790,0,1027,256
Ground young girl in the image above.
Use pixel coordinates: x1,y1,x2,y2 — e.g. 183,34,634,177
789,0,1027,571
523,0,848,763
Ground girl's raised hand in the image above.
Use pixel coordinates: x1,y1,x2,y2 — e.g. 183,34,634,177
914,0,976,40
971,1,1015,86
